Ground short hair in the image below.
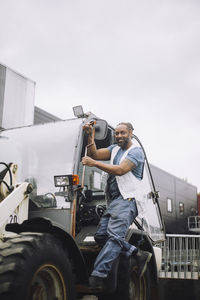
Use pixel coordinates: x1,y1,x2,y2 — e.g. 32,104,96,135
117,122,134,132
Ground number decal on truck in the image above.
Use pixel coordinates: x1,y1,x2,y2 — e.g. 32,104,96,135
9,214,18,223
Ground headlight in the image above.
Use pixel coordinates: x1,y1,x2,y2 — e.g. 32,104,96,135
54,175,79,187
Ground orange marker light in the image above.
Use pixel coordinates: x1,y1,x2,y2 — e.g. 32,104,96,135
72,174,79,185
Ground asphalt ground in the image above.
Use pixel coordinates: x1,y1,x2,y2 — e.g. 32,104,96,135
80,279,200,300
158,278,200,300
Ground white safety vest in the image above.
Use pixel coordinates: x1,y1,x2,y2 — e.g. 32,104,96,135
110,144,144,216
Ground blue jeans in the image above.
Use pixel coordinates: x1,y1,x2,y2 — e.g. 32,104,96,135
91,195,138,278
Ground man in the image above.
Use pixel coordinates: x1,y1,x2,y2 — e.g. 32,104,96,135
82,121,152,290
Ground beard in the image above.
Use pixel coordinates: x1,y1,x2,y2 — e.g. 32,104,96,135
116,137,130,149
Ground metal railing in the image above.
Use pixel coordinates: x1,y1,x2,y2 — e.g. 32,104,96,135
159,234,200,279
188,216,200,232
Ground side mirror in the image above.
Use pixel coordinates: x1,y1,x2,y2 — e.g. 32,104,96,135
73,106,108,140
94,119,108,140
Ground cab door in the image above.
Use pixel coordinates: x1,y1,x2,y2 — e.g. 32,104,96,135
132,135,165,243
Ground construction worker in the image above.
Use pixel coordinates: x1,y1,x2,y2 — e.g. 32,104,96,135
82,122,152,290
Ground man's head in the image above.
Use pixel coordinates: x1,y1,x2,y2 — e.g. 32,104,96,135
115,122,134,149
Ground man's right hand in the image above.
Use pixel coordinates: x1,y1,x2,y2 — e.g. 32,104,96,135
83,123,94,135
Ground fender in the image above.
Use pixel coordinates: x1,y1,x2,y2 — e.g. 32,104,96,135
126,227,159,285
6,217,88,283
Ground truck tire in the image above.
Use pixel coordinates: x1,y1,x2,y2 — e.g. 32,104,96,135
0,232,76,300
128,263,151,300
118,256,150,300
100,256,150,300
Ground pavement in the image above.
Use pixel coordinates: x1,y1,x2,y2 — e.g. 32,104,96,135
79,279,200,300
158,278,200,300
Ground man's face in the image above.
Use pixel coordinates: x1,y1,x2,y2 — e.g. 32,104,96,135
114,124,131,149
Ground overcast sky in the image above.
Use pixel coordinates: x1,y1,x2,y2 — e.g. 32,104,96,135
0,0,200,192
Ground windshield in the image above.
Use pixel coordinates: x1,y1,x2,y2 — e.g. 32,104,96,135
0,119,82,198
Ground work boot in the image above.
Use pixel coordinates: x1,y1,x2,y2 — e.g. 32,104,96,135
134,250,152,278
89,276,105,291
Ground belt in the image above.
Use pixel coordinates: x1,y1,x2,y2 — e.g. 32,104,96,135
128,197,135,201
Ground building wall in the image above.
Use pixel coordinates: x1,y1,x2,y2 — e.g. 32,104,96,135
0,63,35,129
0,64,6,127
34,106,61,124
198,194,200,215
150,164,197,233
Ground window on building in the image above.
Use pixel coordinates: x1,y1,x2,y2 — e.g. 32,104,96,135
167,198,173,213
179,202,184,215
190,207,197,216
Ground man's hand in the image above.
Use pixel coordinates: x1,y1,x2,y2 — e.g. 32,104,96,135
82,156,135,175
82,156,97,167
82,122,111,161
83,123,94,135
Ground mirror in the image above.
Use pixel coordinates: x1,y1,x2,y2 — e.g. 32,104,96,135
93,119,108,140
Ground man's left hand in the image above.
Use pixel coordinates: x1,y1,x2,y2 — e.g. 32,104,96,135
82,156,96,167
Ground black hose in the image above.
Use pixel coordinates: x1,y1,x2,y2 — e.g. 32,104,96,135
0,162,13,186
0,179,11,191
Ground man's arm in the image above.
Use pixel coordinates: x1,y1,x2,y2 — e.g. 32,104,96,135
83,123,111,161
82,156,136,176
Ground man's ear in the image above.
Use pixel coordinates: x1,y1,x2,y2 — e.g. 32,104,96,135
129,130,133,138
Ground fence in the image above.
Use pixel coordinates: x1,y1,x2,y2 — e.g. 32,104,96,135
188,216,200,232
159,234,200,279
